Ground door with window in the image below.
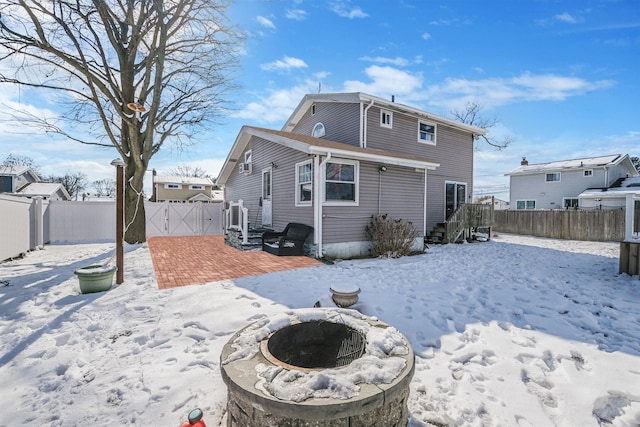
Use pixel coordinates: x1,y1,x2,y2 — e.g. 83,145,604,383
261,168,272,227
445,182,467,219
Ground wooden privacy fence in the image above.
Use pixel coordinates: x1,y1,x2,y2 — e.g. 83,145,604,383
494,209,625,242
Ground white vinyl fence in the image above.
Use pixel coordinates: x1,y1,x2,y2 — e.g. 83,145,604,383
1,198,224,261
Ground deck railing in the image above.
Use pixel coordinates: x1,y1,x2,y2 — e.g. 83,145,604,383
226,199,249,244
444,203,494,243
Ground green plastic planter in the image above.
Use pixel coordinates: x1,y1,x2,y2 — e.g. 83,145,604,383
74,265,116,294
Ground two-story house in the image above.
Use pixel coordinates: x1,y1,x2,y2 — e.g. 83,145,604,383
151,171,216,203
0,166,71,200
217,92,486,259
505,154,638,210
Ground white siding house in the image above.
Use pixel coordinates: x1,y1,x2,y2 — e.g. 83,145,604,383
505,154,638,210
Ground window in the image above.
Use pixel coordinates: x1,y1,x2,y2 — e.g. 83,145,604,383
324,160,358,204
563,198,579,209
244,150,252,164
189,185,204,190
295,160,313,206
545,173,560,182
311,104,316,115
380,110,393,128
584,169,593,177
516,200,536,210
164,183,181,190
312,122,326,138
418,121,436,144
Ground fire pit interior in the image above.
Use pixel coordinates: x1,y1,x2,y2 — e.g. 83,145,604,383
221,309,415,427
265,320,365,369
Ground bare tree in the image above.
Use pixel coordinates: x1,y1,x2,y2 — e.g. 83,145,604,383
169,164,208,178
1,154,40,175
631,156,640,173
45,172,88,200
0,0,240,242
451,102,514,150
92,178,117,197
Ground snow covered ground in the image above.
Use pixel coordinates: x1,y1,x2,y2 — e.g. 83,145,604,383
0,234,638,426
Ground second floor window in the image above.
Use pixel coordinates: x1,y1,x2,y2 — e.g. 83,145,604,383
380,110,393,128
584,170,593,177
418,121,436,144
545,173,560,182
165,183,181,189
189,185,204,190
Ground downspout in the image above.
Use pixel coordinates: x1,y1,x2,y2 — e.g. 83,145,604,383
423,168,428,241
361,99,374,148
315,152,332,257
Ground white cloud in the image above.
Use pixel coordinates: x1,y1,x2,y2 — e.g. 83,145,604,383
232,81,321,124
425,72,615,111
343,66,423,99
286,8,307,21
359,56,410,67
330,1,368,19
256,16,276,30
555,12,579,24
421,32,432,40
261,56,308,71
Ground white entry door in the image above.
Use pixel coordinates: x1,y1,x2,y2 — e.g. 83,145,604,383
262,168,272,227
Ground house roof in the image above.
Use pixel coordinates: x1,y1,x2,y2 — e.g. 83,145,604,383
154,175,213,186
0,165,40,180
505,154,638,176
579,176,640,199
218,126,441,185
16,182,71,199
283,92,487,136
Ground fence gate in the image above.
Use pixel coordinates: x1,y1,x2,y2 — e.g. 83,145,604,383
145,201,223,236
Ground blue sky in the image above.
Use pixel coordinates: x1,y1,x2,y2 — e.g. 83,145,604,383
1,0,638,199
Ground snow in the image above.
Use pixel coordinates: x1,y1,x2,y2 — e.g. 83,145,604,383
1,234,639,426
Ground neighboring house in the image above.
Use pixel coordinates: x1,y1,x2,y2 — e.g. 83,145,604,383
151,170,216,203
579,176,640,210
15,182,71,201
505,154,638,210
0,165,40,193
477,197,509,210
217,92,487,259
0,166,71,200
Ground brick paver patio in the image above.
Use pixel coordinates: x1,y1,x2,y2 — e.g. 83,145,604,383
147,235,323,289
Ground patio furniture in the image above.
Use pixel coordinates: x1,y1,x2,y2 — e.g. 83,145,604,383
262,223,313,256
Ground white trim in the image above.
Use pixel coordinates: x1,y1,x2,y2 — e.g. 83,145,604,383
545,172,561,183
418,120,436,145
380,109,393,129
295,160,313,207
516,199,536,210
323,159,359,206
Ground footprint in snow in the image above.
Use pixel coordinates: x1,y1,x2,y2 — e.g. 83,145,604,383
592,391,636,425
521,369,557,408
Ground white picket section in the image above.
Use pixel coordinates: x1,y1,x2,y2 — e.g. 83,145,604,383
0,194,33,261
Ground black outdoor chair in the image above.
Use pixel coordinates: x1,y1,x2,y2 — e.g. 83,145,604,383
261,223,313,256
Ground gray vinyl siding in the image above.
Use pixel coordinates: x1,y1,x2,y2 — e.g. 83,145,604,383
322,162,425,244
291,102,361,147
224,137,314,230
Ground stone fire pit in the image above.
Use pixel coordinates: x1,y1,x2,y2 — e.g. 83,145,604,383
220,308,414,426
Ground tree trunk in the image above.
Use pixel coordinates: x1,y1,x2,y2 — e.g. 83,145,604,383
124,166,147,244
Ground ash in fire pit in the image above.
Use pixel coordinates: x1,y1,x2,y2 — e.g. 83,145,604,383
221,309,414,427
264,320,365,369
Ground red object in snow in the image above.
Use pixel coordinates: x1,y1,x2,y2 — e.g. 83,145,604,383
179,408,206,427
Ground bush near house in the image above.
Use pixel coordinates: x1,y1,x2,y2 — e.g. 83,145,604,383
365,214,419,258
